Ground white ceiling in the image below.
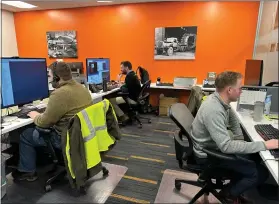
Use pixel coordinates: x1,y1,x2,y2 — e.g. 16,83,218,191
2,0,188,12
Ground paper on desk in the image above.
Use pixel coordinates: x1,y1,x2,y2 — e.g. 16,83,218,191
239,89,267,105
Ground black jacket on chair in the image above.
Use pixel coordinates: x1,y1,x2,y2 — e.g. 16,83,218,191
121,71,141,101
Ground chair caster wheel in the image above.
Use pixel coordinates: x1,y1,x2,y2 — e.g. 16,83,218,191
72,186,86,197
138,124,143,128
175,181,181,191
148,119,151,124
44,185,52,192
102,167,109,176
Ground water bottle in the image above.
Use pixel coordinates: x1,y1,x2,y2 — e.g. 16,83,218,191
264,95,272,115
254,101,264,122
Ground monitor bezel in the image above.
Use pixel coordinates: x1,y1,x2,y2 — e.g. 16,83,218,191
1,57,50,109
86,58,110,85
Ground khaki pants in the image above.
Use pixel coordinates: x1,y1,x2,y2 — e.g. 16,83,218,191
109,97,137,117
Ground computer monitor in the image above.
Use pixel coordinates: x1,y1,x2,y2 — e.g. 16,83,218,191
86,58,110,84
1,58,49,109
244,59,263,86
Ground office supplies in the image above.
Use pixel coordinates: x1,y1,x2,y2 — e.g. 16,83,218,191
202,72,216,88
88,84,100,93
156,77,161,85
156,83,173,87
86,58,110,85
1,58,49,109
244,59,263,86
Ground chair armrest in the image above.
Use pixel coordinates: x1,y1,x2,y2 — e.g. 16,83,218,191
138,93,149,101
35,126,52,134
202,148,238,161
117,92,129,97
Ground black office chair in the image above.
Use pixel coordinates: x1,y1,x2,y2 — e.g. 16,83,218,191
35,127,109,195
169,103,252,204
265,81,279,86
35,127,66,192
119,80,152,128
136,66,150,84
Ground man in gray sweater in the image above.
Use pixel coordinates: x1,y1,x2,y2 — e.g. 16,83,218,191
191,71,279,203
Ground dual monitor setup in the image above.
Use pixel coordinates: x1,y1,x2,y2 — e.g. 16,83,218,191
1,57,111,110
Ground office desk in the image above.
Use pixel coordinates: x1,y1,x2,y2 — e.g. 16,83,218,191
1,88,120,135
150,83,216,92
1,118,33,135
148,83,215,106
231,102,279,184
91,87,120,100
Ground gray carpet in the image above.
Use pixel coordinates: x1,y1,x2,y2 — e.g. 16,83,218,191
104,115,181,203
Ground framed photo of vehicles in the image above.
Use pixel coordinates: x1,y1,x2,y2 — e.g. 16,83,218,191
154,26,197,60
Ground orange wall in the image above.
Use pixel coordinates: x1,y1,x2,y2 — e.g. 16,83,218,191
14,1,259,83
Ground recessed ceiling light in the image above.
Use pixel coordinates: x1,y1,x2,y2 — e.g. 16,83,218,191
1,1,37,9
97,0,113,3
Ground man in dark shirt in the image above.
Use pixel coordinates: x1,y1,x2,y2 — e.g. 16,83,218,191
109,61,141,122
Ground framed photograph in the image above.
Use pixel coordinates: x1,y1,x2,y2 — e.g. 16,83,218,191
154,26,197,60
47,30,77,58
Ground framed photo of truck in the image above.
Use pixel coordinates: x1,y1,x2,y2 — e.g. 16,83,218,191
154,26,197,60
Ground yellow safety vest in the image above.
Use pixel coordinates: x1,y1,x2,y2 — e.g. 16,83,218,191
66,99,116,179
202,95,208,102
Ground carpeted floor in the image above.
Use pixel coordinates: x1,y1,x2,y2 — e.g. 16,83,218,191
104,114,181,203
2,114,181,204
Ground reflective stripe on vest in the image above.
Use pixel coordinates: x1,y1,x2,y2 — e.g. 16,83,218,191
65,99,115,179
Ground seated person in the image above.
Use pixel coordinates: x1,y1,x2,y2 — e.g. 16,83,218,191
12,62,93,181
109,61,141,122
191,71,279,203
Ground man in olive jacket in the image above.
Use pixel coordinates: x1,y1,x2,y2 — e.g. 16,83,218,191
12,62,92,181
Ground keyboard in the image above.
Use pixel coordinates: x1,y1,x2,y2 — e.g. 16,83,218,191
156,83,173,87
11,107,46,119
254,124,279,158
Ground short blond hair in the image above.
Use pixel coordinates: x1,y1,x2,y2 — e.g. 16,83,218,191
215,71,242,91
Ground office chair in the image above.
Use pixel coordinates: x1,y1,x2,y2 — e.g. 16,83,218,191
35,126,66,192
265,82,279,86
136,66,150,84
118,80,152,128
35,127,108,195
169,103,252,204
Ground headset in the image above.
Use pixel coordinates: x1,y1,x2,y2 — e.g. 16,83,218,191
50,61,61,88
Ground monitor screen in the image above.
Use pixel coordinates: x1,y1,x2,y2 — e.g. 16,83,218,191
86,58,110,84
1,58,49,109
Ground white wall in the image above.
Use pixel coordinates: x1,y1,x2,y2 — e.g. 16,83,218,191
1,10,18,57
254,1,278,85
